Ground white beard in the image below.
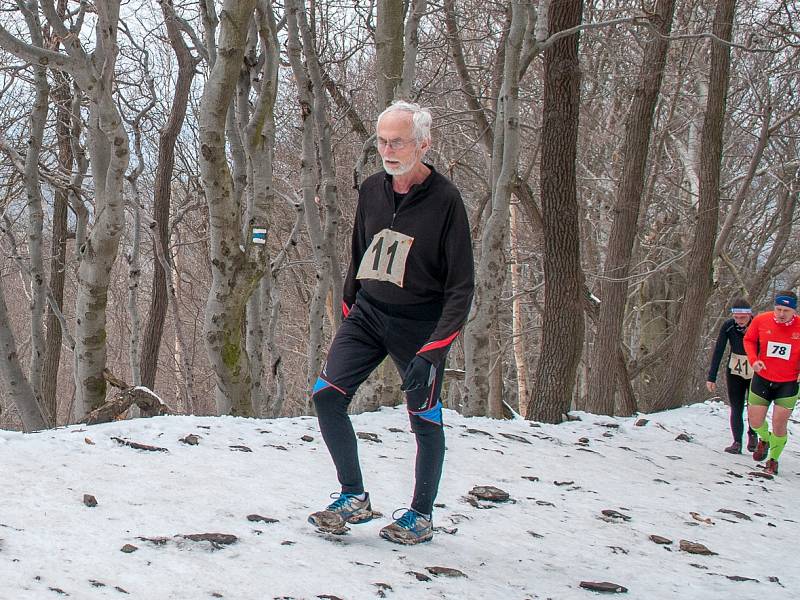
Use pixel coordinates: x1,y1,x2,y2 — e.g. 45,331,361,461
382,157,415,176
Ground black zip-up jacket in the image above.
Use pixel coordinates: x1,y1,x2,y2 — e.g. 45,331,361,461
707,318,750,382
343,165,474,366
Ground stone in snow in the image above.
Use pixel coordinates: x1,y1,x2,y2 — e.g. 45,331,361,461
179,434,200,445
499,432,531,444
649,535,672,545
690,511,714,524
112,437,168,452
579,581,628,593
679,540,717,555
182,533,238,548
247,514,279,524
83,494,98,507
466,428,494,437
727,575,759,582
426,566,467,578
468,486,511,502
600,509,631,522
229,445,252,452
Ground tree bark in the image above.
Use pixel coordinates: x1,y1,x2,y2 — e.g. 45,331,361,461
19,5,51,425
286,0,345,408
199,0,267,415
586,0,676,416
140,0,200,391
376,0,405,108
42,69,72,427
527,0,585,423
647,0,737,412
462,1,527,417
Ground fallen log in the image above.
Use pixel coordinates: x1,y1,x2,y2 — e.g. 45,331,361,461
82,371,173,424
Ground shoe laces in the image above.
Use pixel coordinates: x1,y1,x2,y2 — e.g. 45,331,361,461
392,508,428,529
326,492,359,512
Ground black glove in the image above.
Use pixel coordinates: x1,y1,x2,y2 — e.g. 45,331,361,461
401,356,435,392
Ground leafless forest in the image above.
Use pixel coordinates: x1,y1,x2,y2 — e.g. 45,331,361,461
0,0,797,431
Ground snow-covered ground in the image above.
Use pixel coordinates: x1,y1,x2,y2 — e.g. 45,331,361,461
0,402,798,600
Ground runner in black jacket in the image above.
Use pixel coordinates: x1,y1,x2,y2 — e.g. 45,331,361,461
308,101,474,545
706,298,756,454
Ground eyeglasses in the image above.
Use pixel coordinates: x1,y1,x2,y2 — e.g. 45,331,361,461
376,137,417,151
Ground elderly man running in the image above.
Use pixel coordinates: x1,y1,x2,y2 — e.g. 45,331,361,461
307,101,474,543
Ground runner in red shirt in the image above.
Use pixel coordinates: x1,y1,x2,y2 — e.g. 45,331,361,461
743,290,800,475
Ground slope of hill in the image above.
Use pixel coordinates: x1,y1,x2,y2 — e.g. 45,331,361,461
0,402,797,599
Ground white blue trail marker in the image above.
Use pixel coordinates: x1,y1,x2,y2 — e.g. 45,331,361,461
252,227,267,245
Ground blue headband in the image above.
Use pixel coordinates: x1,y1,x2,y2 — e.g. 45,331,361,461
731,308,752,314
775,295,797,310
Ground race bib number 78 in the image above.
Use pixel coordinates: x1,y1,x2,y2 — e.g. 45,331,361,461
766,341,792,360
356,228,414,287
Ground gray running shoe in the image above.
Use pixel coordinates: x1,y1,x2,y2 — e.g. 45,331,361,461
379,509,433,545
308,492,373,533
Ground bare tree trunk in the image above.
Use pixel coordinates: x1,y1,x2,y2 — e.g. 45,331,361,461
586,0,676,416
396,0,427,100
169,231,196,412
124,71,157,390
42,69,72,427
198,0,267,415
286,0,345,408
0,1,137,420
0,277,47,431
127,187,143,387
714,100,771,257
140,0,200,391
376,0,405,107
747,160,798,299
19,7,51,423
72,11,132,419
242,0,280,416
527,0,585,424
463,1,527,417
647,0,737,412
509,203,530,414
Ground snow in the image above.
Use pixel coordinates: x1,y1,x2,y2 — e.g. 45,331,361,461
1,402,798,599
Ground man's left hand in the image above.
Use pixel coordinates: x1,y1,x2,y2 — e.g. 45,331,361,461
401,356,435,392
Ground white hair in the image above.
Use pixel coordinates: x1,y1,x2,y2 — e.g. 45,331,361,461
377,101,432,143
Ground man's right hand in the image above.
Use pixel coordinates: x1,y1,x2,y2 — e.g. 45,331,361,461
706,381,716,392
753,360,766,373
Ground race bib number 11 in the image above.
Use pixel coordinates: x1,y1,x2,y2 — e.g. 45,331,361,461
766,341,791,360
356,228,414,287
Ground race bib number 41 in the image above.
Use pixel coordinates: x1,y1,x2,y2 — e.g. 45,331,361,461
766,341,792,360
728,353,753,379
356,228,414,287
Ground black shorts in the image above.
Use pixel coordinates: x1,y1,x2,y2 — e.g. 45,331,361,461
748,373,799,409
